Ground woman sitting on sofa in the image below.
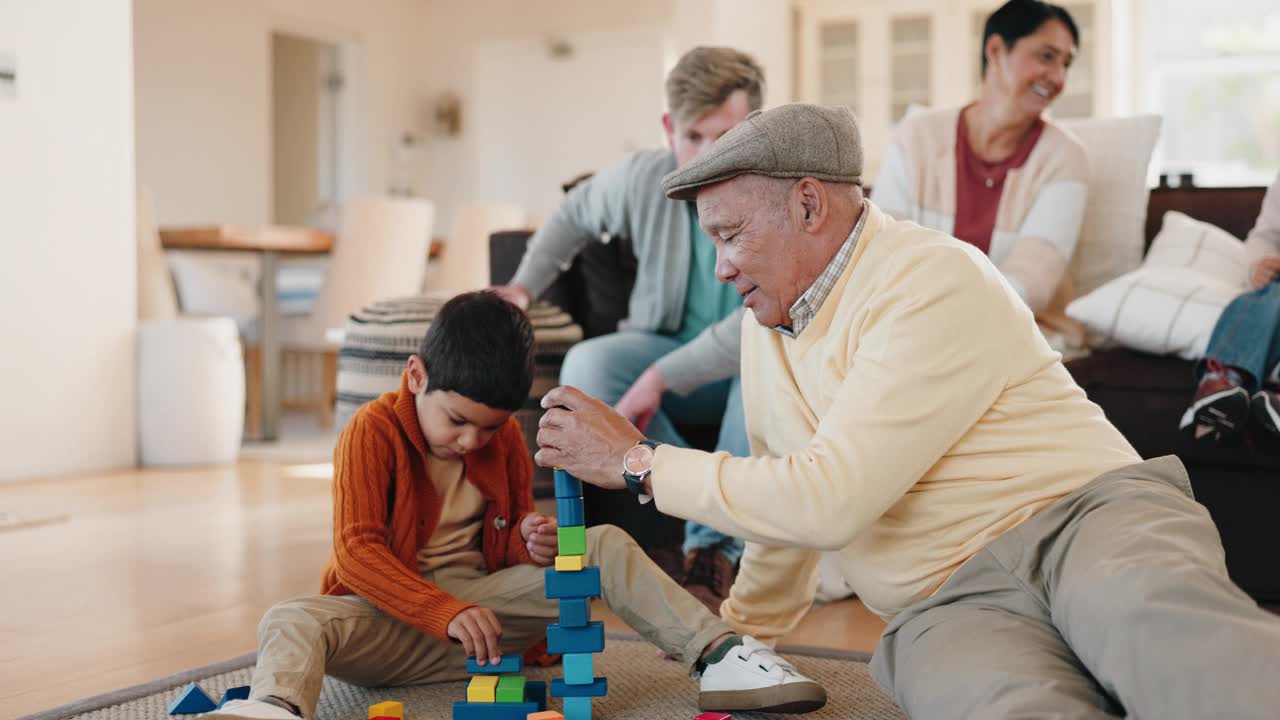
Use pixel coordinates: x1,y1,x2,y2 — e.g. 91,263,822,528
1181,171,1280,440
817,0,1088,603
872,0,1087,344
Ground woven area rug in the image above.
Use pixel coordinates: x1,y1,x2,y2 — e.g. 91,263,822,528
22,634,904,720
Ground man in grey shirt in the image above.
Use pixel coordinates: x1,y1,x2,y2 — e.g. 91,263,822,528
492,47,760,611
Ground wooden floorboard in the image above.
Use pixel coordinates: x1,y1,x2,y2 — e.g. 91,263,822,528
0,460,883,717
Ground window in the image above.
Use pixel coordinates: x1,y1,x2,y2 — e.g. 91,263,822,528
1136,0,1280,186
819,21,859,114
891,16,931,121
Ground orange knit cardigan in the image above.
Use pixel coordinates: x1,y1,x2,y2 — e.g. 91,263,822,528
319,373,536,640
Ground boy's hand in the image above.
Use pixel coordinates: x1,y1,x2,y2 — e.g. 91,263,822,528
521,512,559,566
447,606,504,666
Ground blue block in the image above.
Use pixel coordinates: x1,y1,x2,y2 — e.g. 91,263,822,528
217,685,250,708
544,566,600,599
563,696,594,720
551,677,608,697
562,653,594,685
558,597,590,627
526,680,547,711
554,469,583,498
452,701,540,720
546,621,605,655
556,496,585,526
168,682,217,715
465,654,523,674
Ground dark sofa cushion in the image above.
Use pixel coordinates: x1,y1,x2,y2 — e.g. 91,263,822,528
1066,348,1280,468
489,229,634,340
1067,348,1280,602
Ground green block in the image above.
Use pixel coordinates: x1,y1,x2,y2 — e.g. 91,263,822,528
495,675,527,703
558,525,587,556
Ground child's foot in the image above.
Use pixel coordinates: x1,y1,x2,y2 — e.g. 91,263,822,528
697,636,827,713
204,699,300,719
1252,389,1280,435
1180,362,1249,439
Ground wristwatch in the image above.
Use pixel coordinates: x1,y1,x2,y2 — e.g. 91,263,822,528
621,440,660,496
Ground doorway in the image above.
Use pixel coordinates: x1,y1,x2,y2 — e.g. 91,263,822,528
270,31,352,230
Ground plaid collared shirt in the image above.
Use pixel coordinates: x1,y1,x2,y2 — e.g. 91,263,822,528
774,199,869,338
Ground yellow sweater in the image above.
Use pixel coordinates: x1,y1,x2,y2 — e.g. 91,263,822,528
650,202,1140,637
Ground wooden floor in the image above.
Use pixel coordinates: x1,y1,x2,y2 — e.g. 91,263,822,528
0,460,884,718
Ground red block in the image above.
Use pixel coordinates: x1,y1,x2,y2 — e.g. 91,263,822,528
694,714,732,720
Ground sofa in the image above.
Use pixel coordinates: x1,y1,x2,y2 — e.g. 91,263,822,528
490,184,1280,604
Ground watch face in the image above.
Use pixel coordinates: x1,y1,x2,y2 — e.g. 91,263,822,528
623,443,655,474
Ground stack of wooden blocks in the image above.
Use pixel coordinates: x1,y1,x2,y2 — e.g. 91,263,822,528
544,469,608,720
453,655,547,719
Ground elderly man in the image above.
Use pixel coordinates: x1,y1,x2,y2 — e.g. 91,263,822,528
534,103,1280,719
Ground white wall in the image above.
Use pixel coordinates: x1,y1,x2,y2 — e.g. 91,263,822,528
419,0,676,232
419,0,796,232
709,0,795,107
133,0,428,227
0,0,137,482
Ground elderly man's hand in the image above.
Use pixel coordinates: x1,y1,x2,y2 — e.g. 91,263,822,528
536,386,645,490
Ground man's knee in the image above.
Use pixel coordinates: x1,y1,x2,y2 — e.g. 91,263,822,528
559,333,656,399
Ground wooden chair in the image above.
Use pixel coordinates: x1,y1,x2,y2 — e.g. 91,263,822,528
278,196,434,427
428,204,527,294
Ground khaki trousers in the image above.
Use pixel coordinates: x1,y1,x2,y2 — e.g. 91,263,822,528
249,524,730,719
870,456,1280,719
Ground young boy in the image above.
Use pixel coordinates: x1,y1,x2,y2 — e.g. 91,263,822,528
212,292,826,720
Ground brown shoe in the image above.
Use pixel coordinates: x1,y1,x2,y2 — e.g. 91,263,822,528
683,548,736,615
646,545,686,584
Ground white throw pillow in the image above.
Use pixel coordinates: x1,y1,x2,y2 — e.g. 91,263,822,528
1143,210,1251,282
1067,212,1250,359
1058,115,1162,296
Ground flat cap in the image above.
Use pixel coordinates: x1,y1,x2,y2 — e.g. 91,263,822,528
662,103,863,200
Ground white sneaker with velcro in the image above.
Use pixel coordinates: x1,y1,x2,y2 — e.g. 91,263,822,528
697,635,828,713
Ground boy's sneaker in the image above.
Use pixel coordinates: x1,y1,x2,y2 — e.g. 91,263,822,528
697,636,827,713
1252,390,1280,436
204,699,299,720
1180,361,1250,438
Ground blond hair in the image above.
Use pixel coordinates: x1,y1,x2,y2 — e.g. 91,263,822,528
665,47,765,126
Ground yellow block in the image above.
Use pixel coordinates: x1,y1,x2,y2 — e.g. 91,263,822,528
368,701,404,719
555,554,586,571
467,675,499,703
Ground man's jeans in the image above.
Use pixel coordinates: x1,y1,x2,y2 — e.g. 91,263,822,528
560,331,747,564
1200,279,1280,391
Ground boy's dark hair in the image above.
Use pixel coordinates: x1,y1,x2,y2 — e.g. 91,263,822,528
981,0,1079,77
417,291,534,412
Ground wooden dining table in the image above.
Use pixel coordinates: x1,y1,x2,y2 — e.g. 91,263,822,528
159,225,335,442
